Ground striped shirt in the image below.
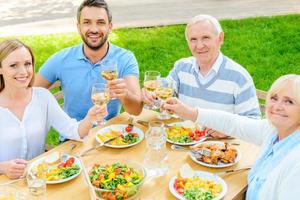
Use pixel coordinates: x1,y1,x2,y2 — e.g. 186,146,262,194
168,53,261,118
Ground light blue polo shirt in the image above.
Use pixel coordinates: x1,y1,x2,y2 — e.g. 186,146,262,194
39,43,139,121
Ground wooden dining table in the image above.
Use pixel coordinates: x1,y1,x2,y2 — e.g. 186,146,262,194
0,109,260,200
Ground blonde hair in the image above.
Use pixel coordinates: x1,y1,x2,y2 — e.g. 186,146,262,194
267,74,300,106
185,14,223,39
0,39,35,92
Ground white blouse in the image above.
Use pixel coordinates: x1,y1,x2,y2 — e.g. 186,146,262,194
0,87,81,162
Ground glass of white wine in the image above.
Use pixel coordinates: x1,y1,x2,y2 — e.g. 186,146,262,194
155,78,174,120
91,83,110,126
101,60,118,81
100,60,118,100
143,70,161,110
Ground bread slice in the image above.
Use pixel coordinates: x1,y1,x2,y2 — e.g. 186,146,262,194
44,151,60,165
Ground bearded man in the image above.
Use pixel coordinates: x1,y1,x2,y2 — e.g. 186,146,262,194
35,0,142,125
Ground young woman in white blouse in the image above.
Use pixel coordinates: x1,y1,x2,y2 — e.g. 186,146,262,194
163,74,300,200
0,39,107,179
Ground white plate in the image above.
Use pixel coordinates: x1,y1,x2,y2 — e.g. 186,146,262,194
95,124,144,148
189,141,241,168
169,171,227,200
29,155,82,184
165,121,203,146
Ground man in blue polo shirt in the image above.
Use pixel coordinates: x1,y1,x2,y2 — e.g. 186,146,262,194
35,0,143,123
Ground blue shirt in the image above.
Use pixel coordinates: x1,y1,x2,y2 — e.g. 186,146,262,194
39,43,139,121
247,129,300,200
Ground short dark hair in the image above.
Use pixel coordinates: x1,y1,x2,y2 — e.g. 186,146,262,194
77,0,112,22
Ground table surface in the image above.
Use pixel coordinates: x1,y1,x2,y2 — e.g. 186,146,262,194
0,110,260,200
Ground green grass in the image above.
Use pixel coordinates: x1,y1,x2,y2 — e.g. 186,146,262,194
1,14,299,146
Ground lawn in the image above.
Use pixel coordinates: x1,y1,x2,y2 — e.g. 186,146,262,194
1,14,299,146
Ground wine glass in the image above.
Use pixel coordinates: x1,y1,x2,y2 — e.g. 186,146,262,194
155,78,174,120
100,60,118,100
100,60,118,81
91,83,110,126
143,70,161,110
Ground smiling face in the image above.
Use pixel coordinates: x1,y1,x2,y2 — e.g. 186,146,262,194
266,83,300,137
77,6,112,51
0,47,33,90
186,21,224,68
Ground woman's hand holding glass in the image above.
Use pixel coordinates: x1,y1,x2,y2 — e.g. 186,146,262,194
91,83,109,125
162,97,198,122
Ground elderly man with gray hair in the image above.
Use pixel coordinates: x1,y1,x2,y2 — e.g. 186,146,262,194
142,15,261,138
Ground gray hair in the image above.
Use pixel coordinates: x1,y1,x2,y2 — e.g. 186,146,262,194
185,14,223,38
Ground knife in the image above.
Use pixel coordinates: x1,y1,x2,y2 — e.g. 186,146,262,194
78,131,128,157
216,166,251,176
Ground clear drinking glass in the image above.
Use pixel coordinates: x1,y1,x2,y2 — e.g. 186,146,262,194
91,83,110,126
143,71,161,110
100,60,118,100
26,171,46,200
143,121,168,177
0,185,27,200
100,60,118,81
155,78,174,120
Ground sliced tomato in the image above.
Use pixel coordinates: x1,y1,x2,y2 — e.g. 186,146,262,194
194,135,201,141
125,125,133,132
58,162,66,168
177,187,184,194
189,131,194,137
65,157,75,167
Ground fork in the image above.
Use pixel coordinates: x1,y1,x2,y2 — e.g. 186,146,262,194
190,149,211,157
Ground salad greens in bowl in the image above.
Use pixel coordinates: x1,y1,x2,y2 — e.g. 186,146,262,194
88,160,146,200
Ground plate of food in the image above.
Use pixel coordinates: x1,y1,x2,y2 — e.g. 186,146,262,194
169,170,227,200
189,141,241,168
96,124,144,148
165,121,206,145
29,152,82,184
88,160,146,200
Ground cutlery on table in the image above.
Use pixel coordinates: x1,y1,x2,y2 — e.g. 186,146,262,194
78,129,129,157
216,166,252,176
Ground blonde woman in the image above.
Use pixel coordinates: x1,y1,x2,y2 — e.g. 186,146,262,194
0,39,107,179
163,74,300,200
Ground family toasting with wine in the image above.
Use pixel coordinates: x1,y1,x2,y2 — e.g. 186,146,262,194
0,0,299,199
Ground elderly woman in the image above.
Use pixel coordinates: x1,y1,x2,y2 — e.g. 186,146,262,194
163,74,300,200
0,39,107,179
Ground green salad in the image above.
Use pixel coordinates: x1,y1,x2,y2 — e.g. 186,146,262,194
183,188,214,200
89,162,144,200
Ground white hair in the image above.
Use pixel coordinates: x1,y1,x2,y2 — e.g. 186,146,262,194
185,14,223,38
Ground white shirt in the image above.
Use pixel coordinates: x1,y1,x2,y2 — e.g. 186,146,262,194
196,108,300,200
0,87,81,162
